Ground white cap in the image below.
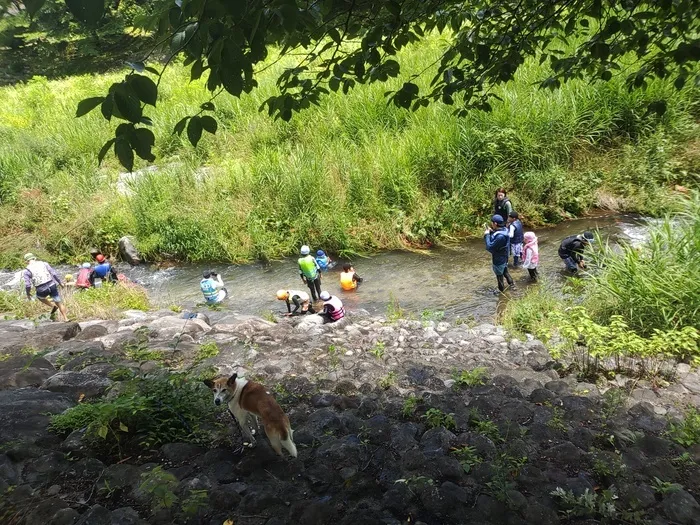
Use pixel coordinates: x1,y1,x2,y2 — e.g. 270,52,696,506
300,245,310,255
320,291,331,301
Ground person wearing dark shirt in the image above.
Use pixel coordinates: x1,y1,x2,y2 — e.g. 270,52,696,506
558,231,595,272
484,215,515,293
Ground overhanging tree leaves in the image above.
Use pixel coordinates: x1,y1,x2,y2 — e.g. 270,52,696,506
26,0,700,170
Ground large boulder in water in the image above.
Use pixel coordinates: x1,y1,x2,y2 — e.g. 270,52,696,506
118,236,142,265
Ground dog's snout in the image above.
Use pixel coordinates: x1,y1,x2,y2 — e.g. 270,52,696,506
215,398,221,405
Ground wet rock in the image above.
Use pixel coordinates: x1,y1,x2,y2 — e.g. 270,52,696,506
302,408,342,438
49,508,81,525
102,464,141,491
420,427,456,455
663,489,700,525
161,442,205,464
390,423,419,453
25,497,69,524
0,387,74,444
542,442,583,466
41,371,112,400
0,355,55,389
75,504,111,525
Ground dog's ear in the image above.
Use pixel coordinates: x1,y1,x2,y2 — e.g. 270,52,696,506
226,373,238,387
203,378,214,389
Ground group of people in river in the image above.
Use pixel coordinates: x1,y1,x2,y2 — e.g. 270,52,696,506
21,187,596,321
485,188,595,293
20,249,123,321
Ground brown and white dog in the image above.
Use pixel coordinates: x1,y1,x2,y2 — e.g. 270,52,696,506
204,373,297,457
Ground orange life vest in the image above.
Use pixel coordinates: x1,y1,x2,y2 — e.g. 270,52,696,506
340,271,356,291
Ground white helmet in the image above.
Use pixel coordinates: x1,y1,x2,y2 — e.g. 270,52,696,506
300,245,310,255
319,291,331,301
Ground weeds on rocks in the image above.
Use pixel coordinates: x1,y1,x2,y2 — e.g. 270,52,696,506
551,487,619,521
452,366,488,388
195,341,219,362
370,341,385,360
379,371,397,389
451,445,482,474
139,466,178,510
651,477,683,495
667,407,700,447
423,408,455,430
50,373,222,457
401,394,421,418
181,489,209,517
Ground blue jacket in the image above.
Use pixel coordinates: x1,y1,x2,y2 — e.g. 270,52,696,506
485,228,510,265
94,262,112,278
510,219,524,244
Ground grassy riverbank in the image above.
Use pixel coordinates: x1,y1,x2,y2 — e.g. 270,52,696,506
0,35,698,267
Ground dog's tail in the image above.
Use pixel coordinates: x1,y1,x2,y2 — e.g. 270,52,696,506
281,426,297,458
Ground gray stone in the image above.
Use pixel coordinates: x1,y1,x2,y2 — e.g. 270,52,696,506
0,387,74,444
25,497,69,524
118,236,142,265
49,508,81,525
23,452,68,485
0,355,55,389
161,442,205,464
663,489,700,525
74,324,110,340
41,371,112,399
111,507,148,525
75,504,111,525
102,464,140,490
0,322,81,356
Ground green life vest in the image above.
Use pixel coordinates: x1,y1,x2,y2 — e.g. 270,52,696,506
298,255,319,279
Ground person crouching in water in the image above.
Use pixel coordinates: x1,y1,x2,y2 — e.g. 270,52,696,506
277,289,314,316
89,254,118,287
340,264,363,291
484,215,515,293
200,270,227,305
315,250,333,272
23,253,68,321
508,211,524,268
298,245,322,301
522,232,539,281
319,291,345,323
75,263,92,289
558,231,595,273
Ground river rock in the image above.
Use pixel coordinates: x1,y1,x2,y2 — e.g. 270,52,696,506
0,355,55,389
41,371,112,399
0,387,74,444
118,236,142,265
0,322,81,356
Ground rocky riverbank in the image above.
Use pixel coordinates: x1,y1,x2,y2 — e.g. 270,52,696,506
1,310,699,525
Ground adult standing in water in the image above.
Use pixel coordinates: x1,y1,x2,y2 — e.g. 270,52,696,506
484,215,515,293
493,188,513,221
22,253,68,321
558,232,595,273
298,245,322,301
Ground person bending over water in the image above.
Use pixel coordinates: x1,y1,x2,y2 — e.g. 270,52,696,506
200,270,227,304
23,253,68,321
558,232,594,273
277,289,314,316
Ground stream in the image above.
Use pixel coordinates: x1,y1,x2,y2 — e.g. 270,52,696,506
0,213,650,322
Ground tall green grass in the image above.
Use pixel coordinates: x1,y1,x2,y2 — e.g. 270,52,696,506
0,34,698,265
585,194,700,335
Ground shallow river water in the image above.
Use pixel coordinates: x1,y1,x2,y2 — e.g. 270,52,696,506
0,213,649,322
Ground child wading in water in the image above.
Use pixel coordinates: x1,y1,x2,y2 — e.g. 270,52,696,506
523,232,539,281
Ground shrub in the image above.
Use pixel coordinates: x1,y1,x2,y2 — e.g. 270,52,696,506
452,367,489,388
668,408,700,447
50,373,221,455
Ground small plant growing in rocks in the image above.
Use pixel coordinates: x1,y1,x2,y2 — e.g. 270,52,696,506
591,453,626,480
181,489,209,517
401,394,421,418
671,452,696,466
260,309,278,323
551,487,619,521
124,341,165,363
386,293,408,322
451,445,482,473
196,341,220,362
423,408,456,430
369,341,385,360
651,476,683,495
473,419,501,443
139,466,178,511
108,367,135,381
546,406,568,432
379,371,397,389
452,366,488,388
394,476,434,495
420,309,444,326
667,407,700,446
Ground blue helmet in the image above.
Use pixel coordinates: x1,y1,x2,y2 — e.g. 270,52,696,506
491,214,505,225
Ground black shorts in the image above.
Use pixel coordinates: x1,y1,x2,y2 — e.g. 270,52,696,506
36,284,61,302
